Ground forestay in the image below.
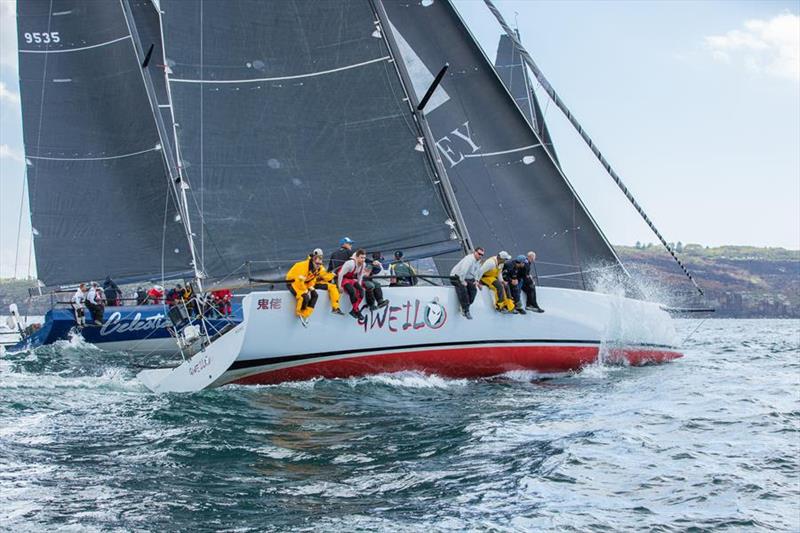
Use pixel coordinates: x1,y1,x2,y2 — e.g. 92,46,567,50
17,0,191,286
382,0,623,288
159,0,460,279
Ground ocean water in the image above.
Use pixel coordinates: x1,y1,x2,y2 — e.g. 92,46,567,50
1,319,798,532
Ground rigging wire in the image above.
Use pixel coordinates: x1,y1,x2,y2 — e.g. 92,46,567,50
482,0,703,296
13,170,27,278
24,0,55,282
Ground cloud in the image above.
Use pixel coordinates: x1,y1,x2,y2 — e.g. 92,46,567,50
705,13,799,81
0,81,19,104
0,143,23,162
0,0,16,70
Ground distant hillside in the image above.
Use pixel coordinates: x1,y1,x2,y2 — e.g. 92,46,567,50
2,244,798,318
616,244,799,318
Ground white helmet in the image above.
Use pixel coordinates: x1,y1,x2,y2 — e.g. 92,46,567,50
312,248,323,257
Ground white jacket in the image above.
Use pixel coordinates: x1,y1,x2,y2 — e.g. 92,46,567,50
450,254,482,283
72,288,86,306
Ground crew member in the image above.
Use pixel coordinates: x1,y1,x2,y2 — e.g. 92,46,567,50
103,276,121,306
135,286,148,305
328,237,354,273
181,283,196,315
286,249,325,327
502,256,529,314
479,251,515,313
211,288,233,316
71,283,88,327
85,282,105,325
338,248,367,320
389,250,417,286
166,284,183,306
312,249,344,315
363,252,389,311
147,285,164,305
449,247,484,320
523,251,544,312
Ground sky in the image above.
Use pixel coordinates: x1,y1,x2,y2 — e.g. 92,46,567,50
0,0,798,279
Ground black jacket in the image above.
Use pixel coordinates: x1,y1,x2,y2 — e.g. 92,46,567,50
328,247,351,273
502,260,526,283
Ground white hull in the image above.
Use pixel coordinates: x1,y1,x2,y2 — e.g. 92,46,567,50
139,286,682,392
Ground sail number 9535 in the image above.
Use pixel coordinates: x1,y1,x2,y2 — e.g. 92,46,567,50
23,32,61,44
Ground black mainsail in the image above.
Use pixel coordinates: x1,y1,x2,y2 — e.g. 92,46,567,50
159,0,460,279
382,0,624,288
494,33,558,166
17,0,191,286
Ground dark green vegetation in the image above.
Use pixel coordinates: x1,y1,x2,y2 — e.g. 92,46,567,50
617,244,799,317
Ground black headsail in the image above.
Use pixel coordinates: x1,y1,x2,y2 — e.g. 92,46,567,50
494,33,559,166
382,0,624,288
17,0,191,287
159,0,460,279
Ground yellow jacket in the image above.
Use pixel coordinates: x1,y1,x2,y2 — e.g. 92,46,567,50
286,257,334,294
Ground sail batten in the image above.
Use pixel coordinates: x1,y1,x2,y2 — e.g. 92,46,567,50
157,0,459,279
382,0,623,286
17,0,191,286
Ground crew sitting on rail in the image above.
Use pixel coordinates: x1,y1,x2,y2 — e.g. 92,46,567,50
103,276,121,306
362,252,390,312
135,286,147,305
328,237,354,273
210,288,233,316
389,250,418,286
338,248,368,321
286,249,326,327
480,251,515,313
166,284,184,306
501,256,530,315
71,283,88,327
449,247,484,320
85,282,105,325
309,251,344,317
181,283,197,315
523,252,544,312
147,285,164,305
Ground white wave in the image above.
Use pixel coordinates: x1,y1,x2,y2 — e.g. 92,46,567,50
332,453,374,464
346,371,469,389
50,329,100,351
0,366,141,391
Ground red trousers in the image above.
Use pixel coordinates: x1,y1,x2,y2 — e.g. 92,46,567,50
341,278,363,311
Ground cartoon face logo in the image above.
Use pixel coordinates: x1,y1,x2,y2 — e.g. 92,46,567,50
424,299,447,329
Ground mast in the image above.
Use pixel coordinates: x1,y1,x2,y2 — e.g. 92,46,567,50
482,0,702,296
119,0,204,286
370,0,473,254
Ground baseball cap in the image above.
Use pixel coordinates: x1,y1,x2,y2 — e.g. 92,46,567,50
498,251,511,260
516,254,526,262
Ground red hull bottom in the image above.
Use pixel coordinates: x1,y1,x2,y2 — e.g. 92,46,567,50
232,345,682,386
